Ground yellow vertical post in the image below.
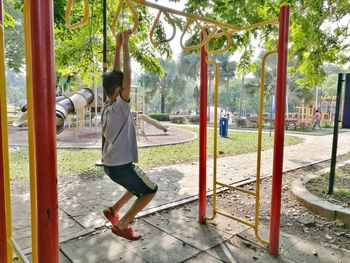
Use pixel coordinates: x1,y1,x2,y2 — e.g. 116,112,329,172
24,1,38,262
204,57,219,221
254,50,277,245
0,6,13,263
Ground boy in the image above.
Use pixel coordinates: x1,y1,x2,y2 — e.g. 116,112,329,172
101,30,158,240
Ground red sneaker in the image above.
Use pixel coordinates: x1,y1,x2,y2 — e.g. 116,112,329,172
103,207,119,225
111,225,141,241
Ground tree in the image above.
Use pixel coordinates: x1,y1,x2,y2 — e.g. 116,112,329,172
141,59,188,113
5,0,174,90
175,0,350,88
3,1,25,72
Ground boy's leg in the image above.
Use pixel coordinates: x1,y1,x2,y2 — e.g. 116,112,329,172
112,191,134,214
116,192,156,230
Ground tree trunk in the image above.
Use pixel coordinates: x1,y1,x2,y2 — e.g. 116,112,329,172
161,88,165,113
239,77,244,117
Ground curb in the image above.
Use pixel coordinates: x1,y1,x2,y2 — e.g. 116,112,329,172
291,160,350,229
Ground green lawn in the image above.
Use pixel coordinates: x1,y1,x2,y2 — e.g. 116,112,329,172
9,127,303,179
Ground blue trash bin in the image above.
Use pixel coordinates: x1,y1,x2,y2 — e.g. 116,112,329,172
219,117,228,138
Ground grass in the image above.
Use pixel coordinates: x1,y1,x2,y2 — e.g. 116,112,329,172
9,127,303,179
338,188,350,199
307,164,350,206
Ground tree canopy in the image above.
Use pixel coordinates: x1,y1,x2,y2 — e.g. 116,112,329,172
176,0,349,88
3,0,349,92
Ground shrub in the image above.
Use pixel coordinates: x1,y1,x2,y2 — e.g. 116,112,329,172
189,115,200,123
148,113,170,121
236,118,247,127
322,121,333,128
297,120,312,130
169,115,186,124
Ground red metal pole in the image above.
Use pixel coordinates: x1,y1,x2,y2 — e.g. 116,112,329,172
199,31,208,223
30,0,59,262
269,4,290,256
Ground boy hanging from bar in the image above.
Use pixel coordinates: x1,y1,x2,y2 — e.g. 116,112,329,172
101,29,158,240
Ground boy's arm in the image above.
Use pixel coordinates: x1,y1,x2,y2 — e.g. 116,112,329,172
120,30,131,101
113,32,123,71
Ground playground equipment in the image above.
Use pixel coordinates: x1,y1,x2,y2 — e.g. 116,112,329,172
55,87,94,134
131,87,169,134
12,87,94,134
0,1,290,262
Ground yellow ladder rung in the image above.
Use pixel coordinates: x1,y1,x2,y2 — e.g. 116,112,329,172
216,210,255,228
216,181,256,196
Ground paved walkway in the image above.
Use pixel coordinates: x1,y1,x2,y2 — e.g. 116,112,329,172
8,123,196,148
45,202,350,262
10,129,350,259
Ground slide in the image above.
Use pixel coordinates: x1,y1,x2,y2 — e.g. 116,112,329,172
139,114,170,133
13,87,94,134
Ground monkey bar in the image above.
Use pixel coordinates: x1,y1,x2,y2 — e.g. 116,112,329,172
65,0,278,54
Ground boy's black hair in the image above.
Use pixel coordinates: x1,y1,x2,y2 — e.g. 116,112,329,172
102,70,124,98
316,110,319,112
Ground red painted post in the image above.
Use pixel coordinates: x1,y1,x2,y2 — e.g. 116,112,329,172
269,4,290,256
30,0,59,262
199,31,208,223
0,1,8,261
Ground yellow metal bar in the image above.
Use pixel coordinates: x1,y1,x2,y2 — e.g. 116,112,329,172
180,19,208,51
0,21,13,263
204,27,232,55
216,181,256,196
216,210,255,228
111,0,139,35
254,50,277,245
203,57,219,222
150,10,176,45
131,0,241,31
65,0,89,29
24,1,38,261
210,18,279,38
9,238,30,263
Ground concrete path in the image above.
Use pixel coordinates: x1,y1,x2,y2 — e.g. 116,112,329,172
10,129,350,256
8,123,196,148
57,202,350,262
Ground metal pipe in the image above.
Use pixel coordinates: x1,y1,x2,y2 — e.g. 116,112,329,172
24,0,38,261
10,238,30,263
0,1,13,260
199,31,208,224
204,57,218,222
328,73,344,194
255,50,277,246
269,4,290,256
30,0,59,261
343,74,350,128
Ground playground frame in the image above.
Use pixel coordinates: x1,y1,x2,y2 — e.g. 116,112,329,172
0,0,290,262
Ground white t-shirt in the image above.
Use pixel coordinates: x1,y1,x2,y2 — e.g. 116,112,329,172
102,96,138,166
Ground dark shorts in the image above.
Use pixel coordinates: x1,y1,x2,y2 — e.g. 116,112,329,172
104,163,158,197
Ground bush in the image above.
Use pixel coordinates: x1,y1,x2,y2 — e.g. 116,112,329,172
189,115,200,123
236,118,247,127
169,115,186,124
148,113,170,121
322,121,333,128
